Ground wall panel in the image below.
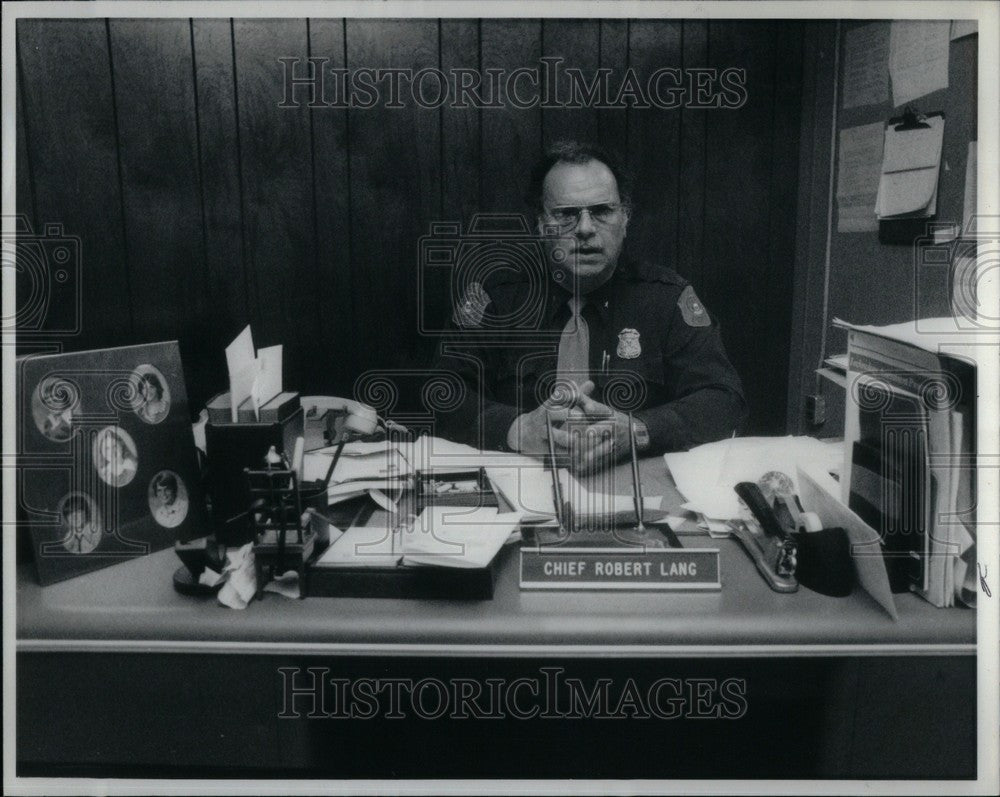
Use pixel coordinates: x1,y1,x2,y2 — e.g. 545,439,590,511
191,19,252,400
17,19,131,349
346,19,441,384
108,19,212,405
309,19,356,394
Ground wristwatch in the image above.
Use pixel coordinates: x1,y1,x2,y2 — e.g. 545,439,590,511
631,417,651,453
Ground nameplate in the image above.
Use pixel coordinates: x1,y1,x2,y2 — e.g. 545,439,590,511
519,547,721,590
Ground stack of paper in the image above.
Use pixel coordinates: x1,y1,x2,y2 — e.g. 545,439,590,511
663,436,843,523
485,465,662,523
315,506,521,570
302,436,539,506
836,317,977,607
224,325,283,422
303,441,412,504
402,506,522,568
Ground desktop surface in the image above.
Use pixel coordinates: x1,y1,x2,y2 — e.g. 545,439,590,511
17,457,974,655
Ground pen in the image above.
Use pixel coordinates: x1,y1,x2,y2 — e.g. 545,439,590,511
323,438,347,488
546,411,566,532
627,412,645,531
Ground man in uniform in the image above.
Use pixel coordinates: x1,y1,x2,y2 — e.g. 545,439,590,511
433,140,746,473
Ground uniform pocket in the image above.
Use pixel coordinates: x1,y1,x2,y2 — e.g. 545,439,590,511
602,354,664,411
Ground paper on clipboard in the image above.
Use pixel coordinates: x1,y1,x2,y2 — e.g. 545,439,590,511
797,464,898,621
875,115,944,219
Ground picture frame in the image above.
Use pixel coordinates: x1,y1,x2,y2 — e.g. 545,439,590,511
18,341,205,585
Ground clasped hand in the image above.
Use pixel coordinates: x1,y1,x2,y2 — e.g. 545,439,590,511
506,380,631,474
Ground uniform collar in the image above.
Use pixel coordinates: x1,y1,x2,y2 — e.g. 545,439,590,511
544,265,623,326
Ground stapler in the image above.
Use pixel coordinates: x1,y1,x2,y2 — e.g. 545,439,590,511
734,472,854,597
730,481,798,592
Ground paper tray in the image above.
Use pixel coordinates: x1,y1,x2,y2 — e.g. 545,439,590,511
303,554,500,600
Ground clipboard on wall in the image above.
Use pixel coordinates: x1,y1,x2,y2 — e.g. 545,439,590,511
875,108,945,220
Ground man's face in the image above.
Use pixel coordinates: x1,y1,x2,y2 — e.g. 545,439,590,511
538,159,629,294
157,484,176,505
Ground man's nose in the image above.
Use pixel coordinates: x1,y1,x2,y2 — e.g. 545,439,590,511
575,209,597,236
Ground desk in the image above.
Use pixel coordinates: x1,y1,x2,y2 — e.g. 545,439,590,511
16,457,976,780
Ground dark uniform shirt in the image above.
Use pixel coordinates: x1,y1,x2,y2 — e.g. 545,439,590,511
433,259,747,454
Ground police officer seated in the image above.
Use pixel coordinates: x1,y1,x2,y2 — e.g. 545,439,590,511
434,140,746,474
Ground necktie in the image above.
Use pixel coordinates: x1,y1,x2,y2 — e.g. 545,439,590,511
556,296,589,386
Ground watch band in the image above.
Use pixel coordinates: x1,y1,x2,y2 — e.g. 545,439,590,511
631,418,650,452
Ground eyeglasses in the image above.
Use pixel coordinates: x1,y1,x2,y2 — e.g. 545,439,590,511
543,202,625,231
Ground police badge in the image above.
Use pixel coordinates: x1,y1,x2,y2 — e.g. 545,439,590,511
453,281,490,328
616,328,641,359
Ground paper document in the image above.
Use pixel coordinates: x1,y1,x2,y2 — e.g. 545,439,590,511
842,23,889,109
875,115,944,219
225,325,256,423
255,344,283,414
664,436,843,521
797,465,898,620
833,316,979,352
402,506,522,569
318,525,400,567
406,435,539,474
889,20,949,107
836,122,885,232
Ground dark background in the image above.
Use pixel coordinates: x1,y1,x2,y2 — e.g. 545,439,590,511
15,18,976,436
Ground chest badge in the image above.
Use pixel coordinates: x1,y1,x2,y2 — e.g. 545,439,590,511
617,328,641,359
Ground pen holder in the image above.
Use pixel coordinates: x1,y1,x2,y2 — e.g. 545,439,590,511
791,526,853,597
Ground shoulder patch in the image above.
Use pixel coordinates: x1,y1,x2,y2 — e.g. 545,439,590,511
678,285,711,327
453,281,490,328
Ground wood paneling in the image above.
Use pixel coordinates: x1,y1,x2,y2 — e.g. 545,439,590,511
703,21,793,434
309,19,356,394
541,19,600,145
17,17,806,436
677,20,708,287
597,20,629,149
191,19,252,398
108,19,211,402
17,19,131,349
346,19,441,381
627,20,683,272
480,19,542,215
434,19,481,344
232,19,320,394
